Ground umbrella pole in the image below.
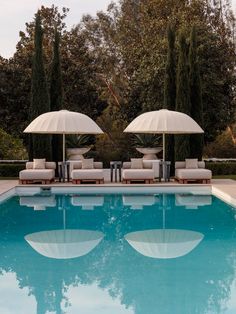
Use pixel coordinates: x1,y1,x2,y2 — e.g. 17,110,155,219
162,133,165,161
63,133,65,163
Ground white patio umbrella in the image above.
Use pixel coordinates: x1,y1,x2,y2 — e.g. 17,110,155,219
24,110,103,162
124,109,204,161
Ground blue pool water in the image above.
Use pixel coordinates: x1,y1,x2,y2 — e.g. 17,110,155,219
0,192,236,314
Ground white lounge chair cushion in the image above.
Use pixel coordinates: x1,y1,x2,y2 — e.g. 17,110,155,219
185,158,198,169
122,169,154,180
69,161,103,178
33,158,46,169
19,169,55,180
82,158,94,169
175,161,205,169
131,158,143,169
26,162,56,170
175,169,212,180
71,169,104,180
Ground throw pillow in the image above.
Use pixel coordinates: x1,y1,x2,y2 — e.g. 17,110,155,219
33,159,46,169
185,158,198,169
131,158,143,169
82,158,94,169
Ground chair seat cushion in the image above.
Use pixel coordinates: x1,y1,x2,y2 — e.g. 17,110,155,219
19,169,55,180
175,169,212,180
122,169,154,180
71,169,104,180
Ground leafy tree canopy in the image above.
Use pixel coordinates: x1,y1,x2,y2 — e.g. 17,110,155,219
0,0,235,157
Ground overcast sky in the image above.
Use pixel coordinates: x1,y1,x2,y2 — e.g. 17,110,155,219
0,0,235,59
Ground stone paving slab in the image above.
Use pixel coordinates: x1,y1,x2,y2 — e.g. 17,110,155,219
211,179,236,206
0,180,18,195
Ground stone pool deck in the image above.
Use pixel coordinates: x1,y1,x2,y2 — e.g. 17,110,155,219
0,179,236,206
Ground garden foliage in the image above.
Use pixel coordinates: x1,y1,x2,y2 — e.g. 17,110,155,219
0,1,235,159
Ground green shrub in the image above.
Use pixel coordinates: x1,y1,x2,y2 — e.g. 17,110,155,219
0,164,25,177
206,162,236,175
204,128,236,158
132,134,162,148
0,128,27,159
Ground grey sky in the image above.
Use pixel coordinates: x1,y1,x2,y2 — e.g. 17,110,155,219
0,0,113,58
0,0,235,59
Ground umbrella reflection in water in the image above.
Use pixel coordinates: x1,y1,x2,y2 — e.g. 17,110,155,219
24,195,104,259
125,194,204,259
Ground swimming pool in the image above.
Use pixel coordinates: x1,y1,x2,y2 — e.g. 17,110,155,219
0,192,236,314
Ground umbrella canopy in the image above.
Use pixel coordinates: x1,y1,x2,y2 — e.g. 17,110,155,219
25,229,104,259
124,109,204,160
24,110,103,162
125,229,204,259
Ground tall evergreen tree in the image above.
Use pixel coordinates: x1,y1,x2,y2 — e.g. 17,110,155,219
29,12,52,160
175,31,190,161
50,30,63,163
189,26,204,159
164,24,176,168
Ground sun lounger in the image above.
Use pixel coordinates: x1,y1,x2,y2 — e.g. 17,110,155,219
175,161,212,184
19,161,56,184
122,161,155,184
70,160,104,184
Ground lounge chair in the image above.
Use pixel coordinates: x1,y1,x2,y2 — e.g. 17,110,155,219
175,160,212,184
122,160,155,184
70,160,104,184
19,161,56,184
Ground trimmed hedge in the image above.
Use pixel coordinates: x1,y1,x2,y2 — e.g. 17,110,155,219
206,162,236,175
0,164,25,177
0,161,235,177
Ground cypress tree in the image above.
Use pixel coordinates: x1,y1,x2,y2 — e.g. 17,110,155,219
175,31,190,161
30,12,52,160
164,24,176,111
50,30,63,163
164,24,176,169
189,26,204,159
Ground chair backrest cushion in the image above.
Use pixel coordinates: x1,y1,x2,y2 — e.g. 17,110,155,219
122,162,131,169
71,161,103,170
123,161,153,169
131,158,143,169
26,161,56,170
82,158,94,169
175,161,205,169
